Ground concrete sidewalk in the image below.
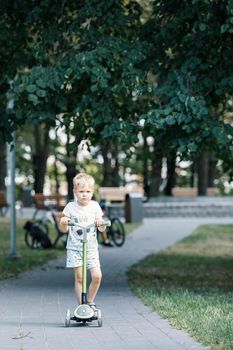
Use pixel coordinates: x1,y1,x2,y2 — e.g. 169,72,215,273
1,217,233,350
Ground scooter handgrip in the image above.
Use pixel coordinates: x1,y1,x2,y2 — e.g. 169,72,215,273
99,220,111,227
68,220,76,226
68,217,78,226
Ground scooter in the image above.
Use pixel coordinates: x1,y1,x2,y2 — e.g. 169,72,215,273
65,219,110,327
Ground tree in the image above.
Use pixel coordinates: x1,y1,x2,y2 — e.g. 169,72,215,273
3,1,144,139
1,1,233,196
140,0,233,167
0,0,33,144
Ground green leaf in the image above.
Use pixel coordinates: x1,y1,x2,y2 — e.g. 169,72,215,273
188,143,197,152
66,68,73,76
178,94,186,103
221,24,230,33
199,23,207,31
165,115,176,125
90,84,98,92
28,94,39,105
164,107,172,115
36,79,46,89
36,89,46,97
26,85,37,93
99,79,108,88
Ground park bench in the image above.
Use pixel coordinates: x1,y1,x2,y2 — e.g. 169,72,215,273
0,191,8,216
172,187,218,197
99,186,143,203
32,193,67,218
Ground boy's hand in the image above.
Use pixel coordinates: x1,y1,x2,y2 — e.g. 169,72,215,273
60,216,70,231
95,219,106,232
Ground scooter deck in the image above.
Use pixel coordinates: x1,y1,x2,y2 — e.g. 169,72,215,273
70,315,98,322
65,308,102,327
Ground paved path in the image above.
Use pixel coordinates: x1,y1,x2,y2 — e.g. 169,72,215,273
1,217,233,350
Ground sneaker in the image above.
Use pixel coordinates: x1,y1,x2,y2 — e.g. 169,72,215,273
102,240,114,247
88,302,97,312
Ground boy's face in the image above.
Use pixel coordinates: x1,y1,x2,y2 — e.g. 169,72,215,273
74,183,93,206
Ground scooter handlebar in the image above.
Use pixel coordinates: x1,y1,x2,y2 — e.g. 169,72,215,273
97,220,111,228
68,220,111,229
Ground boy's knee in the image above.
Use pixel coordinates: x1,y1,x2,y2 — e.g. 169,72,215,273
75,274,82,284
93,273,102,284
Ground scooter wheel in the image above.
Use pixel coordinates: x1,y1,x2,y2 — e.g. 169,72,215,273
97,309,102,327
65,309,71,327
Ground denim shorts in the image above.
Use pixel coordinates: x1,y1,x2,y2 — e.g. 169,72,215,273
66,249,100,269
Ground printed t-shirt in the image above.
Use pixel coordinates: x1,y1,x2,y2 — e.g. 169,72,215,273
63,200,103,251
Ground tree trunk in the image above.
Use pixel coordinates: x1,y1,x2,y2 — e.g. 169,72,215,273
0,144,6,191
142,134,149,199
32,125,50,194
66,162,77,200
65,130,78,200
102,145,113,186
111,142,120,186
143,157,149,199
149,147,163,197
164,150,176,196
208,153,216,187
101,142,120,186
197,153,209,195
54,153,60,193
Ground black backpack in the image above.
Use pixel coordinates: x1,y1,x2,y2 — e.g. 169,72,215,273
24,220,52,249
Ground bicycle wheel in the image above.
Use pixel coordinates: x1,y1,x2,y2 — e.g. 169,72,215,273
110,217,125,247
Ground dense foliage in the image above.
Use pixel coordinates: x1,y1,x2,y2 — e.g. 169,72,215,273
1,0,232,175
140,0,233,156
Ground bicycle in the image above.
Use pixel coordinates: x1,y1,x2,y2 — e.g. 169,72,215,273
99,202,126,247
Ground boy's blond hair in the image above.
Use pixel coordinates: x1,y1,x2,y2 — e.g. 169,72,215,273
73,173,95,189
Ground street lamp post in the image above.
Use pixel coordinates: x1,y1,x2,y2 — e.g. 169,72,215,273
7,131,20,260
7,89,20,260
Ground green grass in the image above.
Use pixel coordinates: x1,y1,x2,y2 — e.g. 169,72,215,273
124,222,141,235
0,217,140,280
128,224,233,350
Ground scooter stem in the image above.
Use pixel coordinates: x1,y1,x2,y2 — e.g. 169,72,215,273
82,237,87,303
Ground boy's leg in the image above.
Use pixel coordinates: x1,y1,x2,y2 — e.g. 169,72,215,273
88,266,102,303
73,266,82,304
101,230,114,247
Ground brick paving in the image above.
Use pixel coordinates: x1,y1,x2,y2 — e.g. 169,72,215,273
1,217,233,350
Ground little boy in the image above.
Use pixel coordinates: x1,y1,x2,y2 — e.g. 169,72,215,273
60,173,106,310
